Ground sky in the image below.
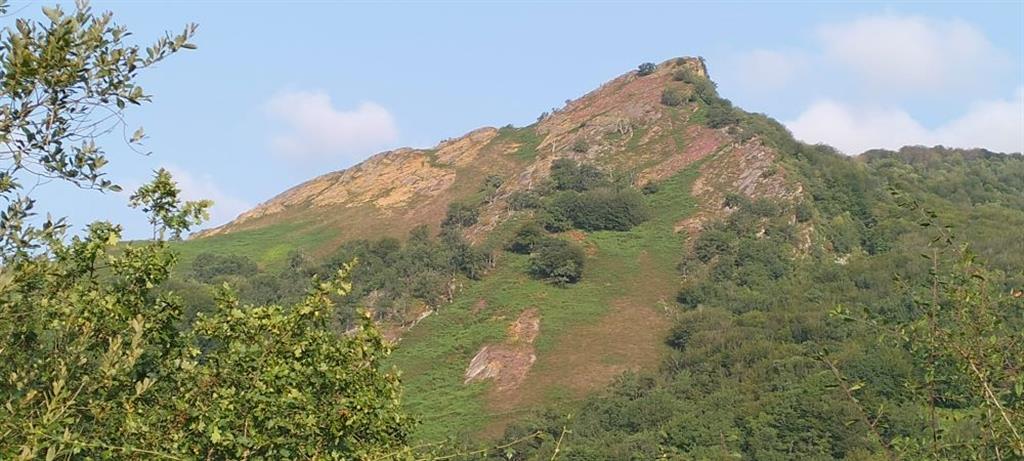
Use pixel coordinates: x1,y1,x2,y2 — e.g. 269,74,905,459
8,1,1023,239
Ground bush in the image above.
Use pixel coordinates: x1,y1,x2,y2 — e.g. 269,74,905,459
704,99,742,128
688,78,719,104
672,68,697,83
661,88,686,107
507,221,547,254
571,138,589,153
442,201,479,228
551,159,606,192
546,188,650,231
508,190,543,210
637,62,656,76
529,239,585,285
191,252,258,280
641,181,660,195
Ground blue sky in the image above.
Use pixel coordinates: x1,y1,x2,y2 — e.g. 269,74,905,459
11,1,1023,238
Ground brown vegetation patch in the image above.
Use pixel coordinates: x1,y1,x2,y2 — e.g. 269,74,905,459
481,254,673,437
639,125,727,184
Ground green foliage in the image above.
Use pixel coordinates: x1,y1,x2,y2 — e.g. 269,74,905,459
475,136,1023,459
660,87,686,107
641,181,660,195
130,168,212,240
544,188,650,232
170,279,409,459
672,67,697,83
0,2,196,260
703,98,742,128
507,221,547,254
570,138,588,153
0,4,411,458
550,158,607,192
636,62,656,76
190,252,258,280
508,190,543,210
442,201,480,228
528,238,585,285
495,125,543,161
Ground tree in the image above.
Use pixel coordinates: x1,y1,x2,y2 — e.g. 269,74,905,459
529,238,585,285
507,221,546,254
130,168,211,240
637,62,656,76
550,158,606,192
442,201,480,228
0,3,411,458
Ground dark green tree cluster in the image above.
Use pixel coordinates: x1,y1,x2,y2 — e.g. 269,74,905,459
636,62,656,76
537,159,650,232
472,127,1023,460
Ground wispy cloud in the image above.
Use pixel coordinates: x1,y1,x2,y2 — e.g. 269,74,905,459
729,13,1020,154
265,90,399,163
786,87,1024,154
817,14,1006,94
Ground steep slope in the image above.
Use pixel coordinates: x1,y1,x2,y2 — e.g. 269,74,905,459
182,57,811,440
193,57,797,254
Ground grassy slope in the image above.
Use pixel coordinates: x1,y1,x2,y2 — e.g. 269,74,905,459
173,219,341,272
389,164,701,442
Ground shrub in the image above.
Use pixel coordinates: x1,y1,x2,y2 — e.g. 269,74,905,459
672,68,697,83
795,202,814,223
688,78,719,104
551,158,606,192
723,192,748,209
637,62,656,76
641,181,660,195
508,190,543,210
666,323,693,349
704,99,742,128
571,138,589,153
661,88,686,107
442,201,479,228
191,252,258,280
546,188,650,231
693,228,734,263
529,238,585,285
483,174,504,190
507,221,547,254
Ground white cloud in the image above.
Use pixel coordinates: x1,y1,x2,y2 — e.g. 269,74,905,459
265,90,399,162
817,14,1005,92
786,87,1024,155
163,165,252,228
733,49,807,90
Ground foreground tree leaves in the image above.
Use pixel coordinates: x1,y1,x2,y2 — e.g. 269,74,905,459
0,2,412,458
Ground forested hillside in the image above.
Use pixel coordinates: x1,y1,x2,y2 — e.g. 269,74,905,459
2,2,1021,459
173,58,1024,458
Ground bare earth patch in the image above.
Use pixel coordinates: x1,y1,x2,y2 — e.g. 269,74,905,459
464,308,541,391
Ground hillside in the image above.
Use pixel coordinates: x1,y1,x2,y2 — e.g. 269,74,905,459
173,58,1024,456
189,57,795,258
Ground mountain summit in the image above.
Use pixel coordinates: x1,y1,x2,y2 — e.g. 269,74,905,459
195,57,797,246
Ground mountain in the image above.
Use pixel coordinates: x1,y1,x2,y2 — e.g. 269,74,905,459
193,57,796,250
175,58,1024,453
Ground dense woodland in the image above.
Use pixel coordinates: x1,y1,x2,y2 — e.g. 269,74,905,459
2,4,1022,460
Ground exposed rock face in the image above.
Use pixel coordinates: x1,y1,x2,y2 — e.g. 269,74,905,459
464,309,540,391
195,56,800,252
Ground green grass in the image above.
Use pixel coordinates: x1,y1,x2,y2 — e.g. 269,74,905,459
493,126,543,162
388,163,702,442
172,220,340,272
